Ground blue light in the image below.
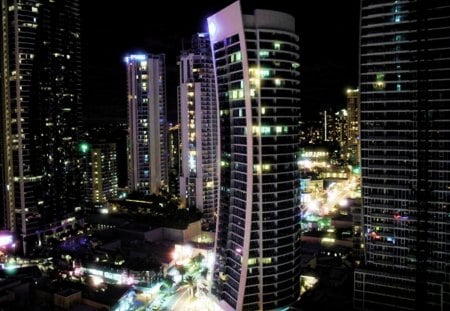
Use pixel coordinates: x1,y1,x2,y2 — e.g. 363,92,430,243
386,236,396,244
124,54,147,63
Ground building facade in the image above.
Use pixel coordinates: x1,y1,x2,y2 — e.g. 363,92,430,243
81,142,118,211
208,2,301,309
168,123,180,198
1,0,82,252
355,1,450,310
178,33,219,230
125,53,168,195
346,88,360,165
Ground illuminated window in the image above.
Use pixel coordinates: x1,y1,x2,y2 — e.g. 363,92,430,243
275,79,281,86
274,42,281,50
262,257,272,264
259,50,269,58
230,51,241,63
261,107,266,114
260,69,270,78
250,89,256,98
229,89,244,100
374,73,385,90
261,126,271,135
248,258,257,265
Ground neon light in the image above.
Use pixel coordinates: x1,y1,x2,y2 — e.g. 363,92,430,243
0,235,13,247
124,54,147,63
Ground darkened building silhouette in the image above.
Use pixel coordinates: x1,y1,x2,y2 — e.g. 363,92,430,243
168,123,180,198
1,0,82,253
345,88,360,165
355,1,450,310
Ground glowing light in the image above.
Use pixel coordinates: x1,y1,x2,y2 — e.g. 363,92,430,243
91,275,103,287
208,21,217,37
173,244,194,265
321,237,335,244
79,142,90,154
386,237,396,244
0,235,13,247
370,231,381,240
339,199,349,207
124,54,147,63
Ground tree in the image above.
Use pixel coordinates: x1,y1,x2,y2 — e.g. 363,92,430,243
176,264,186,282
184,275,196,298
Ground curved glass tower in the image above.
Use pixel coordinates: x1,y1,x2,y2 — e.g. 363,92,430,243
208,2,301,310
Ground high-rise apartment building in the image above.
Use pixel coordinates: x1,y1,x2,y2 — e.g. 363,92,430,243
81,142,118,211
346,88,360,165
208,2,301,309
178,33,219,230
355,1,450,310
125,53,168,195
1,0,82,252
168,123,180,197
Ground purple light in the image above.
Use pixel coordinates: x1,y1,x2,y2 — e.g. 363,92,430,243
0,235,13,247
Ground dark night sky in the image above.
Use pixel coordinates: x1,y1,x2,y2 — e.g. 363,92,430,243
82,0,360,125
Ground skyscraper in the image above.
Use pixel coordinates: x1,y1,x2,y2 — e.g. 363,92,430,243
81,141,118,211
178,33,219,230
1,0,82,253
125,53,168,195
346,88,360,165
208,2,301,309
355,1,450,310
168,123,180,197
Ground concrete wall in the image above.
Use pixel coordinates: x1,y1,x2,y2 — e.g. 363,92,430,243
142,220,202,243
54,291,82,310
82,298,111,311
162,220,201,242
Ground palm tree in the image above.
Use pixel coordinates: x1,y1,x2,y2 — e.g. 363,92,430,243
159,276,174,297
176,264,186,283
184,275,196,298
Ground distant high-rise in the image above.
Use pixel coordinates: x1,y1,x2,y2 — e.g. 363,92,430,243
346,88,360,165
1,0,82,252
81,142,118,210
355,1,450,310
178,33,219,230
208,2,301,309
125,53,168,194
168,123,180,197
